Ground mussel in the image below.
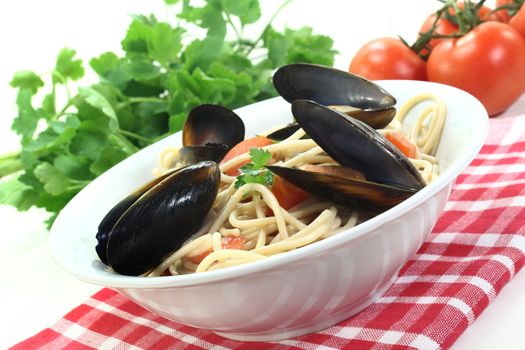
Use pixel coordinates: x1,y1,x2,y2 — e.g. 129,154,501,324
177,104,245,164
95,161,220,276
266,123,301,141
267,166,418,211
268,100,425,210
273,63,397,129
95,168,178,265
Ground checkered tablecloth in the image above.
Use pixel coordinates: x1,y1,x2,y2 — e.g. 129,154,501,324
11,113,525,350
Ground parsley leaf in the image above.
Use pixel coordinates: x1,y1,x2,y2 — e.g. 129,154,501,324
235,148,273,189
11,89,46,145
0,176,38,211
33,162,73,196
54,48,85,83
10,71,44,93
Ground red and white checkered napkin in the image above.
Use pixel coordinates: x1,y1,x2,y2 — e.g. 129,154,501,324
12,115,525,350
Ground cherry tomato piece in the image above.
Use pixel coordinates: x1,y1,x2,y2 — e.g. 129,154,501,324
221,136,273,176
185,235,246,265
270,175,310,213
385,132,417,159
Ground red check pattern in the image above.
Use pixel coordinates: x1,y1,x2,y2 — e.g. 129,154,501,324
11,113,525,350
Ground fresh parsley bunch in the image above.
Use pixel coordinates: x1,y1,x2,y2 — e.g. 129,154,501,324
0,0,336,227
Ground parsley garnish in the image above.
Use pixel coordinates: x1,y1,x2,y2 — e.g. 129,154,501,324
234,148,273,189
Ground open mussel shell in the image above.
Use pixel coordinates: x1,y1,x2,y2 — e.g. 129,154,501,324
183,104,245,149
292,100,425,190
273,63,396,129
177,144,230,164
175,104,245,165
96,161,220,276
334,107,397,130
267,166,417,211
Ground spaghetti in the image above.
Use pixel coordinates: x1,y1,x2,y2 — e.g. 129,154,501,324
149,93,446,276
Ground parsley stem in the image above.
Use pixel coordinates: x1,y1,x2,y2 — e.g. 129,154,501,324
128,97,165,103
51,83,57,114
56,100,74,119
0,151,23,178
225,13,242,42
124,97,166,105
118,129,154,144
70,179,90,185
246,0,293,56
0,150,20,161
66,183,88,192
51,71,72,101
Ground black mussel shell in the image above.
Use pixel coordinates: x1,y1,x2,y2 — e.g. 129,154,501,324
291,100,425,190
98,161,220,276
332,106,397,130
177,144,230,165
273,63,396,129
266,123,302,141
95,168,178,264
268,165,417,211
183,104,245,149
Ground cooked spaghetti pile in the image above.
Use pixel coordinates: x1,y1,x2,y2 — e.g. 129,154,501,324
149,93,446,275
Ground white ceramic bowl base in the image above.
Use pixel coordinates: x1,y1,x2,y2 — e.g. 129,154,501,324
50,80,487,341
113,181,451,341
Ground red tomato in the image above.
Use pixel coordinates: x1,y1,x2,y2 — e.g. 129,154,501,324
448,2,504,22
495,0,515,22
495,0,525,38
419,2,504,53
349,38,427,81
509,5,525,38
427,21,525,116
221,136,273,176
185,235,246,265
385,132,417,158
419,14,459,51
270,175,310,213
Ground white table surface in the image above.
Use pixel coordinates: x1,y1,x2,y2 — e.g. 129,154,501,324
1,1,525,349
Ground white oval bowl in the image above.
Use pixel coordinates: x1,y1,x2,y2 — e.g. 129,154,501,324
49,80,488,341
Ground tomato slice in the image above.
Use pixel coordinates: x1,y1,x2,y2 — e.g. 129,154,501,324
221,235,245,250
267,175,310,215
221,136,273,176
385,132,417,159
185,235,246,265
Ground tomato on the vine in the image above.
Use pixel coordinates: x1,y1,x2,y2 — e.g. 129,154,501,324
418,2,504,52
496,0,523,22
419,14,458,51
427,21,525,116
509,5,525,37
496,0,525,38
349,38,427,81
495,0,525,23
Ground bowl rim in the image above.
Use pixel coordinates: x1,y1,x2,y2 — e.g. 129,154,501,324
49,80,489,289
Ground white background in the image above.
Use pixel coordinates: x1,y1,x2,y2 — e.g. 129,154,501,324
1,1,525,349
